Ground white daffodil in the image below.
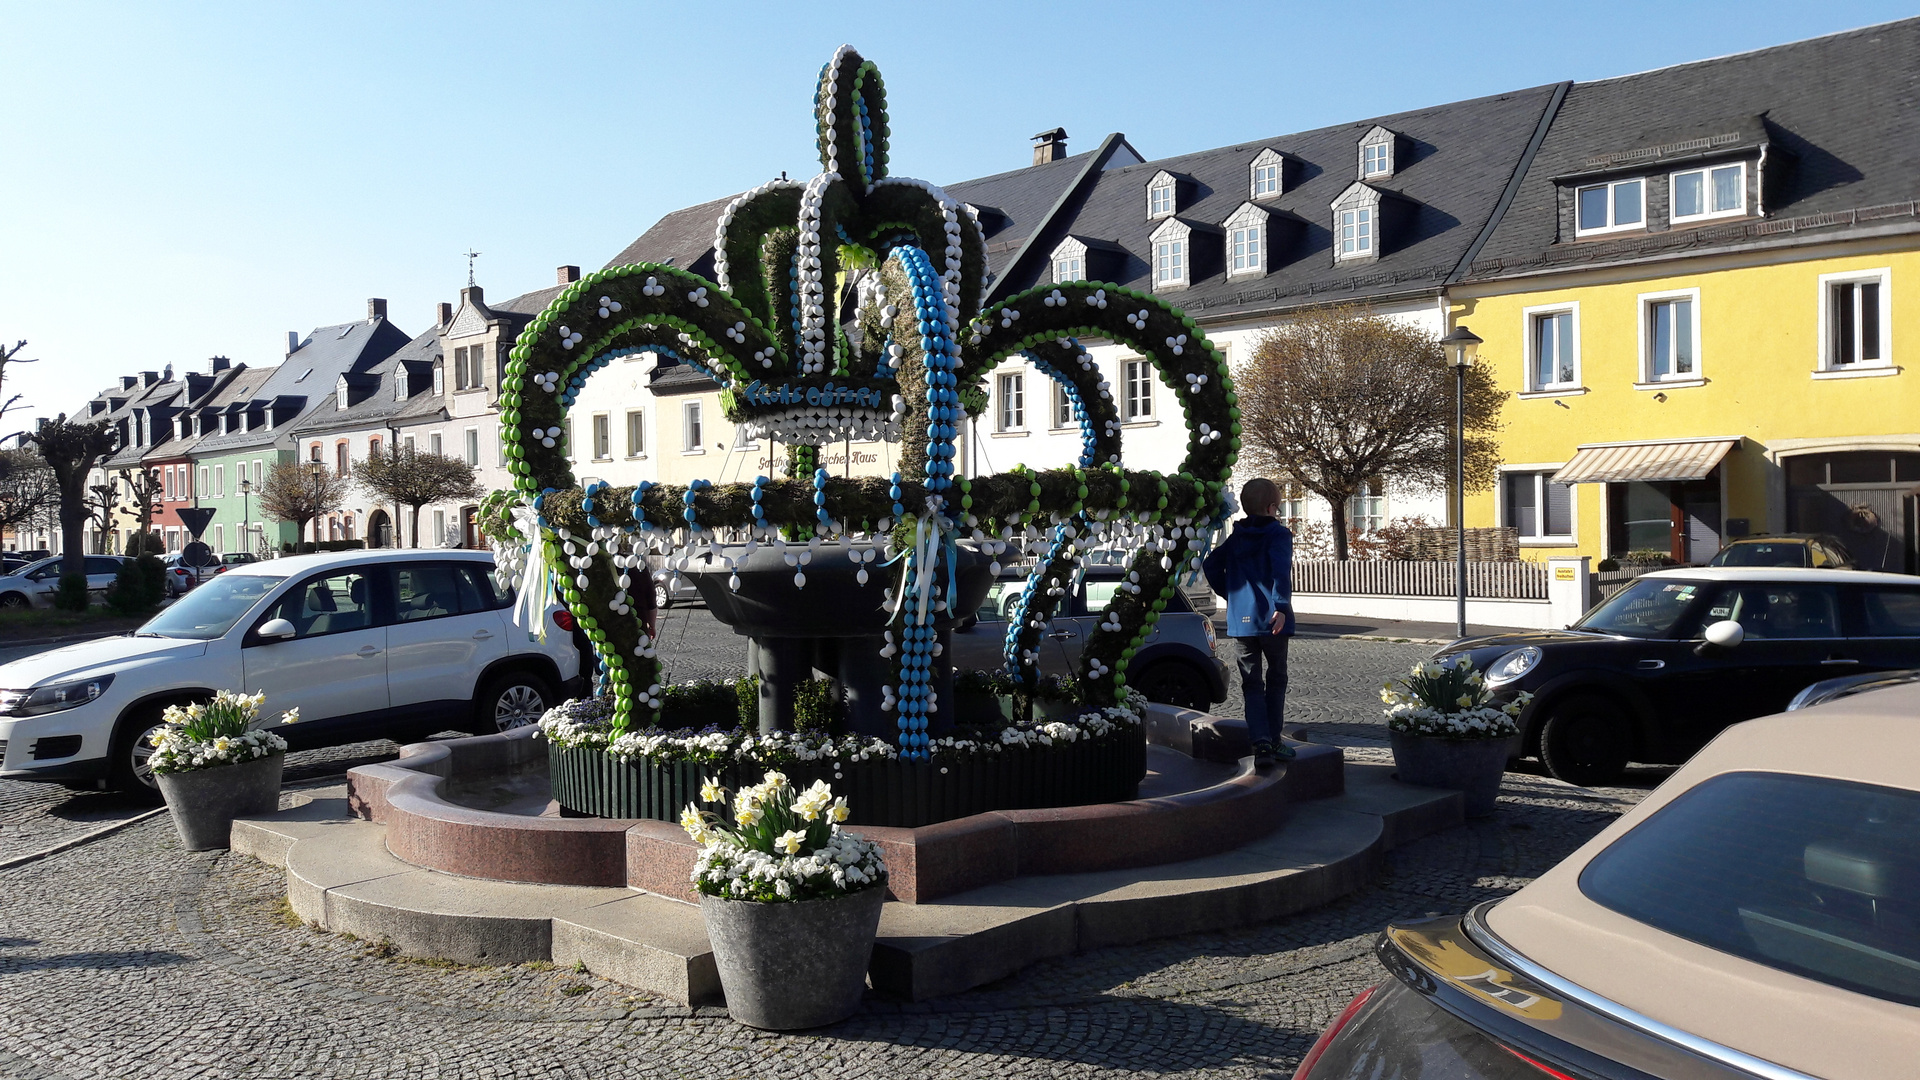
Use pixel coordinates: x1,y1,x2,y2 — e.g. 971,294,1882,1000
699,777,725,804
776,830,806,855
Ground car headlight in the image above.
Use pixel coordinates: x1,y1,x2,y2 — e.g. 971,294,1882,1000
0,674,114,717
1484,647,1542,687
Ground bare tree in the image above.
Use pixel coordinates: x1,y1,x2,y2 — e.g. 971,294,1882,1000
87,478,121,554
257,459,349,547
119,467,162,541
353,445,483,548
0,340,38,438
27,416,120,577
0,447,60,539
1237,305,1505,560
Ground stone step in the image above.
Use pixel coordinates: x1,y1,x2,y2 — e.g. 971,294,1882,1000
237,763,1461,1005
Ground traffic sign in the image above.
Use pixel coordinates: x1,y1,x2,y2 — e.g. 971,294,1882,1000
182,541,217,568
177,507,216,539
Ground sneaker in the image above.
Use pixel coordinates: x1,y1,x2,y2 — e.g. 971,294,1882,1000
1273,740,1297,761
1252,741,1277,769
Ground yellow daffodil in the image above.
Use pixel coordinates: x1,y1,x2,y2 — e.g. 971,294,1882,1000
679,807,706,838
830,797,850,823
776,830,806,855
736,804,763,827
1455,694,1475,709
700,777,725,804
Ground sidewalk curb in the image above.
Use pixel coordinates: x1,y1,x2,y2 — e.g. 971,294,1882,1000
0,806,169,872
1293,631,1452,646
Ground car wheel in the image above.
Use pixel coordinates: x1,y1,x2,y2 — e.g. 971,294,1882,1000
1539,695,1631,787
1133,661,1210,710
108,710,168,801
0,592,27,609
654,581,673,609
476,670,555,734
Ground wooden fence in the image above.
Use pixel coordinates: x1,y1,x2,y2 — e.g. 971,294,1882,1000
1292,559,1550,600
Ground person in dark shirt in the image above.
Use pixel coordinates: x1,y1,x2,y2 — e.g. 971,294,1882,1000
1202,478,1295,768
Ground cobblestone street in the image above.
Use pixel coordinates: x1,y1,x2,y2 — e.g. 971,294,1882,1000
0,615,1665,1079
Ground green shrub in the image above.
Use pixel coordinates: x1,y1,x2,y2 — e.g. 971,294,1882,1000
52,572,90,611
735,674,759,729
106,555,166,615
1596,558,1620,572
792,677,842,736
125,533,166,557
660,679,743,730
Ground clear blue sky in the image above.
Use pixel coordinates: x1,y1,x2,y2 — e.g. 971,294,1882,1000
3,1,1913,429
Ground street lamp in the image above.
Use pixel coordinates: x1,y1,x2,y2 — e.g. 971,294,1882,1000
307,460,325,547
1440,325,1482,640
238,478,252,555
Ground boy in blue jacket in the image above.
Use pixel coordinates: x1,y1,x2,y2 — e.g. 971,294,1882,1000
1202,478,1295,768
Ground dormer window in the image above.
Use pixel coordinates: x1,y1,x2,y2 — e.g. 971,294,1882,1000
1671,163,1745,223
1331,183,1386,263
336,376,349,410
1249,149,1284,199
1222,203,1269,278
395,369,409,402
1150,218,1190,291
1358,126,1398,180
1145,170,1181,220
432,358,445,396
1049,237,1087,284
1575,178,1644,236
218,414,228,435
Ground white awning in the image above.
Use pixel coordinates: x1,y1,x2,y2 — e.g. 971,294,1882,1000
1551,438,1739,485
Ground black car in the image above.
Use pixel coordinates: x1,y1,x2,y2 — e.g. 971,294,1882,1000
1435,567,1920,785
1706,532,1854,569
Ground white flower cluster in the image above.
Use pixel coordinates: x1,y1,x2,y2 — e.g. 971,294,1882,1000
733,405,899,446
147,689,297,776
694,826,885,901
536,697,1143,766
713,178,806,292
1383,702,1521,740
1379,658,1528,740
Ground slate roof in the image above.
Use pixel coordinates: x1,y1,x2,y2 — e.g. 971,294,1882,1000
293,326,442,434
1467,17,1920,278
944,138,1142,292
991,86,1564,318
603,193,736,278
187,316,410,456
99,377,189,470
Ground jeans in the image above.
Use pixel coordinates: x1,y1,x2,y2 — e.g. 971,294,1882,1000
1234,635,1290,749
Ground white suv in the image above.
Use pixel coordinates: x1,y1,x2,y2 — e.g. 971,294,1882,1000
0,549,585,795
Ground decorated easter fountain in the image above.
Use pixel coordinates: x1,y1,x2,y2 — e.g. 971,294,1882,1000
479,46,1240,827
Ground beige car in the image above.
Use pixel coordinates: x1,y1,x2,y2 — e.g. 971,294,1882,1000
1294,684,1920,1079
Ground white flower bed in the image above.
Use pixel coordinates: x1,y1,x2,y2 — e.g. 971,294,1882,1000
684,771,887,902
1380,658,1527,740
148,690,296,775
538,691,1145,767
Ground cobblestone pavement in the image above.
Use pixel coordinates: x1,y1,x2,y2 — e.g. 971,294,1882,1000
0,624,1669,1080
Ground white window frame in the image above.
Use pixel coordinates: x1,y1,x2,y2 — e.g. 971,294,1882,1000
1348,480,1387,535
496,430,507,467
997,372,1025,431
1051,382,1074,429
1250,149,1283,198
1815,267,1894,376
1153,240,1185,288
682,402,704,454
429,433,443,457
626,410,646,457
1362,142,1391,178
197,466,209,497
433,510,446,548
591,412,611,460
1221,203,1267,278
1123,359,1153,421
1574,178,1646,236
1498,465,1578,545
252,459,263,487
1336,207,1372,260
1636,287,1704,387
1147,180,1174,219
1521,302,1582,394
1052,256,1082,284
1669,162,1746,224
214,464,225,498
463,428,479,466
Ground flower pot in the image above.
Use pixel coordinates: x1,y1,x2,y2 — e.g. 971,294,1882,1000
1388,730,1508,818
700,884,885,1030
155,751,284,850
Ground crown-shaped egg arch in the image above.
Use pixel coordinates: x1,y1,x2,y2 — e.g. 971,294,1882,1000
485,47,1240,755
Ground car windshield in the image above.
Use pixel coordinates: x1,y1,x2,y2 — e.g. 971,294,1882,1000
1581,771,1920,1008
1575,577,1704,638
1712,542,1807,567
138,574,285,640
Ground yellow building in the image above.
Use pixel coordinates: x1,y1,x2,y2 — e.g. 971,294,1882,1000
1449,20,1920,572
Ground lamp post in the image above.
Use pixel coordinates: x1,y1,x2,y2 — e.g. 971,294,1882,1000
238,477,252,556
1440,325,1482,640
307,460,325,548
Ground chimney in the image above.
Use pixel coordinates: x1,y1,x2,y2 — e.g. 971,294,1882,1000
557,265,581,285
1031,127,1068,166
209,356,231,373
461,284,485,307
367,298,388,321
436,302,453,328
120,376,138,390
287,331,301,355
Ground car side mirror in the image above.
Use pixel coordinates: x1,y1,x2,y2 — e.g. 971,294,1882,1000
257,618,297,641
1695,619,1744,657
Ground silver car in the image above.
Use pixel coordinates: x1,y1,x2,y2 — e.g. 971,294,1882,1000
951,566,1228,709
0,556,129,609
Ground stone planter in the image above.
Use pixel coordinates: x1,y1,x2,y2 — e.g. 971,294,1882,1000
155,751,284,850
700,884,886,1030
1388,731,1508,817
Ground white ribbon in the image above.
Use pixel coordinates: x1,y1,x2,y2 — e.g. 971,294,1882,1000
512,504,556,642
